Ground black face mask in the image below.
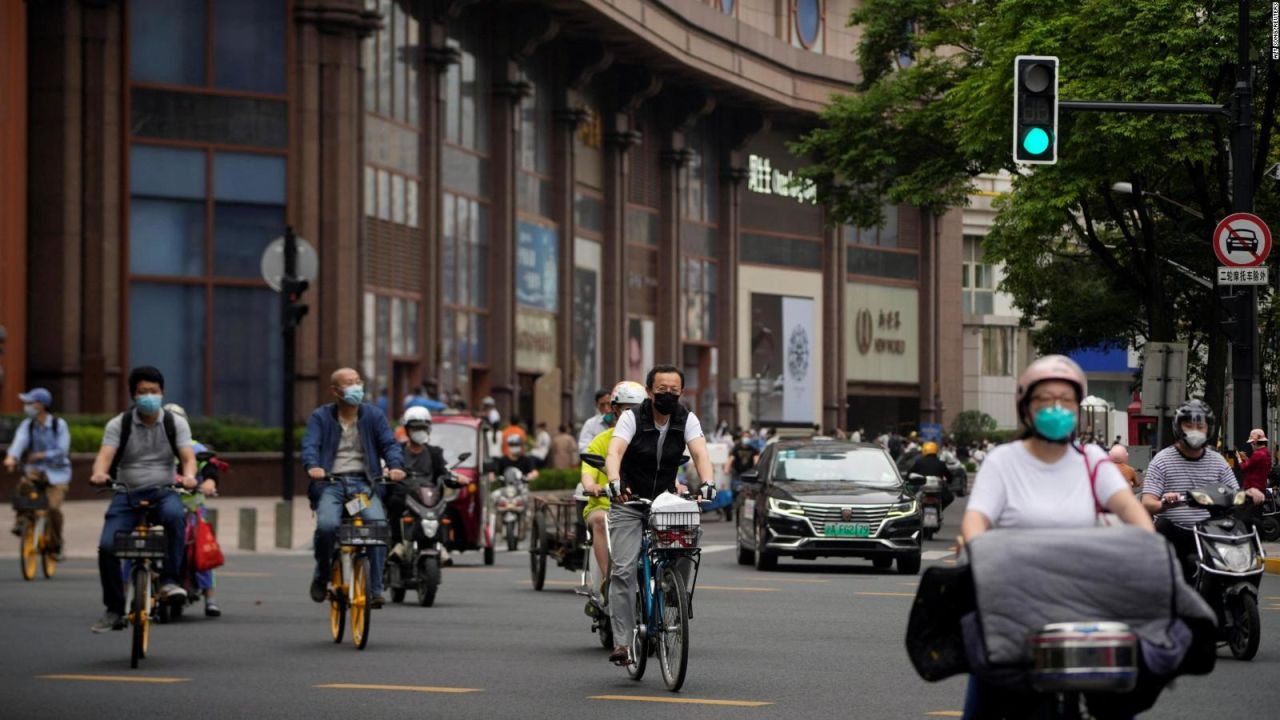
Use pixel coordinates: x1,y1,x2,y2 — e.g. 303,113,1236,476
653,392,680,415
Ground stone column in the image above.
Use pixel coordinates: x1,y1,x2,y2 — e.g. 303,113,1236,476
421,19,458,396
716,161,746,427
488,74,529,418
822,211,847,432
657,146,689,363
553,104,587,421
293,0,378,414
601,123,637,384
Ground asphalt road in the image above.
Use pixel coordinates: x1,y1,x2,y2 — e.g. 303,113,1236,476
2,499,1279,719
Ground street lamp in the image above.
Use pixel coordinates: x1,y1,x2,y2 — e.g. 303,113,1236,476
1110,182,1205,219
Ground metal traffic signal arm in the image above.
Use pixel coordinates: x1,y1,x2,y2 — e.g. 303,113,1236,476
1030,1,1261,446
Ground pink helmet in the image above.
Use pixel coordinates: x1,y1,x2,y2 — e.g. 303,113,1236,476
1015,355,1087,412
1108,444,1129,465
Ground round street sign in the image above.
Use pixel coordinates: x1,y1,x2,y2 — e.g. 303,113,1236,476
260,235,319,292
1213,213,1271,267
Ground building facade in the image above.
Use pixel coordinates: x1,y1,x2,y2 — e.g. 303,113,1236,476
5,0,962,436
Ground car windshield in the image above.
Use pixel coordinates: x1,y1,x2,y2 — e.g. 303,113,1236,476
771,447,901,488
432,424,478,468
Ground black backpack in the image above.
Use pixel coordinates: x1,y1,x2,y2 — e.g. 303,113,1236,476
108,410,180,480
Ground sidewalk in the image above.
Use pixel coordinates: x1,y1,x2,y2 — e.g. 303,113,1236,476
2,497,318,559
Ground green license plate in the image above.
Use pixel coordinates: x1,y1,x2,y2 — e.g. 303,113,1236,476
824,522,870,538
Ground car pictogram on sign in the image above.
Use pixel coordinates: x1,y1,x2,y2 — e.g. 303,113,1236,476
1225,227,1259,255
1213,213,1272,267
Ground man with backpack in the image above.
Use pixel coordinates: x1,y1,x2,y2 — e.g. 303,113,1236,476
4,387,71,557
87,366,198,633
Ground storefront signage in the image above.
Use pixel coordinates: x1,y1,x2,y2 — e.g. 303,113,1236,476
516,308,556,372
846,283,918,384
747,154,817,205
517,221,558,312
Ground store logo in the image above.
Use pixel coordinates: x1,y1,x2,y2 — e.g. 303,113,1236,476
855,309,873,355
787,324,810,381
747,154,817,205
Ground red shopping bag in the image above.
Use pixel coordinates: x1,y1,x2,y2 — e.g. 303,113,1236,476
194,516,225,571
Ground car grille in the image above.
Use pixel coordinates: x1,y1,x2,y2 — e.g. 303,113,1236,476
799,502,894,536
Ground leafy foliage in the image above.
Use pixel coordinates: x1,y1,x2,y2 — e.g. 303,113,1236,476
950,410,998,446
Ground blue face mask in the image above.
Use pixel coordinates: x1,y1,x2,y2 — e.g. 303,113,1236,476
137,394,163,415
342,385,365,406
1033,405,1077,443
603,413,616,426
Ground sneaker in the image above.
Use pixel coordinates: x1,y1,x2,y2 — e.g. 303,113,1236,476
369,594,385,609
204,600,221,618
158,583,187,601
91,611,126,633
309,576,327,603
609,646,630,666
11,519,24,537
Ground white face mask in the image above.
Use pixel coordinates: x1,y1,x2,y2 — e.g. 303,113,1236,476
410,430,430,445
1183,430,1208,450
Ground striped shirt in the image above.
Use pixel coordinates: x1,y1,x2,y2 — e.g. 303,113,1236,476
1142,445,1238,525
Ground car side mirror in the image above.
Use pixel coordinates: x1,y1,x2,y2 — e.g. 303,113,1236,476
739,470,760,485
580,453,606,470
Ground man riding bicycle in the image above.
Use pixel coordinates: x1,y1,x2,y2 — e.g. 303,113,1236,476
87,366,198,633
301,368,405,608
578,380,646,598
5,387,71,558
602,364,716,666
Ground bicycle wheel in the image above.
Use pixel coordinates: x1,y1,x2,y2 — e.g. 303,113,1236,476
329,557,346,644
130,565,150,668
20,520,37,581
626,590,648,680
657,567,690,691
41,526,56,579
351,555,371,650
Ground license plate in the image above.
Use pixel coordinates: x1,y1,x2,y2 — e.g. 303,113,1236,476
345,495,369,515
825,522,870,538
923,507,939,529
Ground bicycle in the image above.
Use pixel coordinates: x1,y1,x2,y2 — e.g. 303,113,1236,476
15,477,57,581
618,492,702,692
106,482,173,669
323,475,391,650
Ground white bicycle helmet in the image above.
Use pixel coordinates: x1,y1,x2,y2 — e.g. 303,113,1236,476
611,380,646,407
403,406,433,427
163,403,188,420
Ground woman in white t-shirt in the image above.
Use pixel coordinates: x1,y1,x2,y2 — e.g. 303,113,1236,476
959,355,1153,719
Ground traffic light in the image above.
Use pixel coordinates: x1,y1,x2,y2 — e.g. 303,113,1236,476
1013,55,1058,164
282,276,309,329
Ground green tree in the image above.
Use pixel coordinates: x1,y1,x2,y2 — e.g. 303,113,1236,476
797,0,1280,415
950,410,998,446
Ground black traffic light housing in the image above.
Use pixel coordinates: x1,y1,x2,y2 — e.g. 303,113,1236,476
282,276,309,329
1013,55,1059,164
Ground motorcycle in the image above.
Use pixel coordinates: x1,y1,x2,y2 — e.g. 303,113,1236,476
491,467,529,552
1254,489,1280,542
907,473,945,541
385,453,469,607
1175,483,1265,661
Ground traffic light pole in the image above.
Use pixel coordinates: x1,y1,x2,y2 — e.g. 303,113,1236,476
1054,0,1259,448
282,226,299,502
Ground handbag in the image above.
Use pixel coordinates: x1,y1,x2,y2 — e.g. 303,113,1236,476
193,515,225,571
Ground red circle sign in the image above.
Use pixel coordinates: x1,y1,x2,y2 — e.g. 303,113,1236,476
1213,213,1271,267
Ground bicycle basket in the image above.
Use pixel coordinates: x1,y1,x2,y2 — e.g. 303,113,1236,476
649,511,701,549
113,528,167,559
337,520,390,547
13,490,49,512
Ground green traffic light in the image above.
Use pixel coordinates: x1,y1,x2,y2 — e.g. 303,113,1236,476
1022,127,1051,155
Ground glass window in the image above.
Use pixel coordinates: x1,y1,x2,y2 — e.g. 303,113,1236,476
213,153,286,204
130,0,205,86
363,292,376,382
740,233,822,269
406,179,419,228
130,199,206,277
443,193,457,303
212,287,282,422
129,283,206,416
131,145,206,199
390,297,404,355
771,447,901,488
404,300,419,355
981,327,1013,377
406,18,420,126
444,21,488,153
212,0,286,94
377,170,391,220
131,88,289,148
364,167,376,217
794,0,822,48
378,0,392,115
214,203,284,278
391,174,405,225
392,2,407,121
721,0,736,13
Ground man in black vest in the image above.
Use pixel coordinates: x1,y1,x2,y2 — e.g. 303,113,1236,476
602,364,716,666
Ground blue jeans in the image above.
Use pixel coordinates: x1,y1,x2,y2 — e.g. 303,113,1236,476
98,487,186,614
313,478,387,596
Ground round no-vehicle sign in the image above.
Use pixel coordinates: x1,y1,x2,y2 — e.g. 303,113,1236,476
1213,213,1271,267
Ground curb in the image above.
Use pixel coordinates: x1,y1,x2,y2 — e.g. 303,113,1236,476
1266,557,1280,576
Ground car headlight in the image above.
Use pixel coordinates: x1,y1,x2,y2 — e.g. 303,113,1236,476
503,486,518,498
767,497,805,516
887,499,918,518
420,518,439,536
1216,542,1256,572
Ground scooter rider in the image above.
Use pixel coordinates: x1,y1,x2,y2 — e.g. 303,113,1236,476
603,364,716,666
906,441,955,511
385,407,455,561
1141,399,1265,583
579,380,647,597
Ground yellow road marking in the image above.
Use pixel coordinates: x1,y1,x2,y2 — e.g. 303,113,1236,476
590,695,772,707
215,571,272,578
316,683,481,694
39,674,190,684
732,577,829,584
54,568,97,575
927,712,963,717
697,585,779,592
855,591,915,598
